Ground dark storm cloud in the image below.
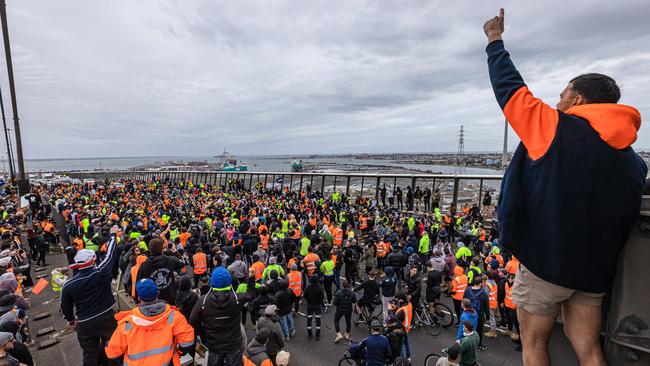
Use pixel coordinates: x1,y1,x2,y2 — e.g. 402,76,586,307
0,0,648,158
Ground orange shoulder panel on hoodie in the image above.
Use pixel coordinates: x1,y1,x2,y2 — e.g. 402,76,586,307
565,103,641,149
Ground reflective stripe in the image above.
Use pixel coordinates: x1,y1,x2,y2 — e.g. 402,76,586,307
128,344,173,360
124,322,132,331
179,341,194,348
212,286,232,291
167,311,175,324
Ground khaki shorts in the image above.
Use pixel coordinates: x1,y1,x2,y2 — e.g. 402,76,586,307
512,265,605,317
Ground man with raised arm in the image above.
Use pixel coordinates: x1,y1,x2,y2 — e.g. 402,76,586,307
483,8,646,366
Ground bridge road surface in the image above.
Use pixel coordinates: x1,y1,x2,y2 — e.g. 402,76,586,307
28,253,580,366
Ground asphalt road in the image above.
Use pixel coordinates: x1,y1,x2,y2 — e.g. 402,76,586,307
27,253,580,366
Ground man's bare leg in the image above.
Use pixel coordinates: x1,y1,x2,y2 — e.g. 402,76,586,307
562,302,606,366
518,307,555,366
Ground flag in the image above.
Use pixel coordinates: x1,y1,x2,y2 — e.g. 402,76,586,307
32,278,49,295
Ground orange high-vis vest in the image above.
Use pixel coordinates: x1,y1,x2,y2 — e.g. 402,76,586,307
287,258,297,271
397,302,413,333
260,234,270,250
359,217,368,230
303,253,320,276
251,261,265,281
376,242,387,257
291,227,301,240
193,252,207,275
487,282,497,309
288,270,302,297
131,255,147,298
452,275,468,301
105,305,195,366
243,355,273,366
505,282,516,309
505,259,519,275
333,228,343,247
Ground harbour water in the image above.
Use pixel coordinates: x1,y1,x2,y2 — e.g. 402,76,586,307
19,155,504,175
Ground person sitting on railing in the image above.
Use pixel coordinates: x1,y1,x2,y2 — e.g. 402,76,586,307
484,9,646,365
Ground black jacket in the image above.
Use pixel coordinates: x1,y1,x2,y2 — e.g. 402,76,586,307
136,253,184,305
274,288,293,316
189,288,242,353
303,283,325,308
386,251,406,270
333,288,357,315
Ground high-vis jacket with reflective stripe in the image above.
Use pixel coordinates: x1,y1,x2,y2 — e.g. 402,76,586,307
106,304,195,366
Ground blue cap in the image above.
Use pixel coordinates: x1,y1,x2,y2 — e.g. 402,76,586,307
406,247,414,254
211,266,232,289
136,278,158,302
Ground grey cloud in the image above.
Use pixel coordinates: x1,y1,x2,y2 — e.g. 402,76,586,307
0,0,647,158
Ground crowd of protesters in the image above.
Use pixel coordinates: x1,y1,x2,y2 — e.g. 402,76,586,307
22,174,526,366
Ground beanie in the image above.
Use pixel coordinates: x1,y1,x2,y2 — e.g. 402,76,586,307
136,278,158,302
211,267,232,289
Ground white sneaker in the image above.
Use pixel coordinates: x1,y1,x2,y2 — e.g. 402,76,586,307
334,333,343,343
290,329,296,337
343,332,350,340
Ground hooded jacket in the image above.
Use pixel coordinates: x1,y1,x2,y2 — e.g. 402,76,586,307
244,339,273,366
136,253,184,305
189,286,242,353
106,302,194,366
256,315,284,357
487,40,647,293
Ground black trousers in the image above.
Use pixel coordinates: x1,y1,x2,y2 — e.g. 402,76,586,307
453,299,462,325
323,276,334,303
307,306,322,337
76,311,119,366
37,250,47,266
334,312,352,333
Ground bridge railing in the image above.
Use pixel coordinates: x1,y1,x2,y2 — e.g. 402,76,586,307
65,170,504,210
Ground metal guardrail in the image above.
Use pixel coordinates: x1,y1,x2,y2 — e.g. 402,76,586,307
66,170,504,211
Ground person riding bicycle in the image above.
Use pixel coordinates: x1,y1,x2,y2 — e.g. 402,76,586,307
404,266,422,310
424,261,443,315
358,318,392,366
385,315,405,364
391,293,413,359
353,271,380,318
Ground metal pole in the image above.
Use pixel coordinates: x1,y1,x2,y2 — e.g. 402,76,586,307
478,179,484,211
345,176,350,197
375,177,380,202
0,1,28,194
501,118,509,168
452,177,460,212
0,87,13,178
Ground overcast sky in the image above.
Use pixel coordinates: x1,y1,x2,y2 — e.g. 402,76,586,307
1,0,649,158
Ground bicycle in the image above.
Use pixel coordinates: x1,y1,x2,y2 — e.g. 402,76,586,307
411,303,442,336
424,347,482,366
429,301,454,328
353,294,382,328
338,341,365,366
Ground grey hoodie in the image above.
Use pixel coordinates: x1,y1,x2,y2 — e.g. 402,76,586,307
245,339,270,366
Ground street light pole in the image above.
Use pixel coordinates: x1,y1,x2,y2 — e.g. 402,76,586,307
0,86,14,179
0,0,28,194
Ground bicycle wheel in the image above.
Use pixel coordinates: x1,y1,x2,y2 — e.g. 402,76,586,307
338,356,353,366
434,303,454,328
424,353,442,366
422,312,442,336
369,303,383,318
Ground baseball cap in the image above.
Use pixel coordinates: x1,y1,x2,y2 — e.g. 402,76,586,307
136,279,158,302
